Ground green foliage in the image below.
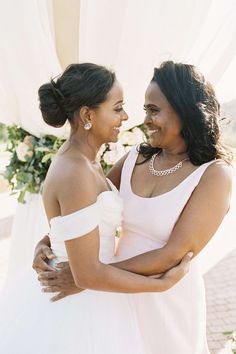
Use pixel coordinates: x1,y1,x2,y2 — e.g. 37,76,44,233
3,126,65,203
223,331,236,353
0,123,7,143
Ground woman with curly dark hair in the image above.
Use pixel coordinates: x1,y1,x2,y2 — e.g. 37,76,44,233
34,61,232,353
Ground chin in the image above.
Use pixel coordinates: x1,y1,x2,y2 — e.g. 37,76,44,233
149,138,160,148
109,136,119,143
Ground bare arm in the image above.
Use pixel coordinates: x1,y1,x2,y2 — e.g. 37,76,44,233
60,165,189,293
106,153,128,189
113,161,233,275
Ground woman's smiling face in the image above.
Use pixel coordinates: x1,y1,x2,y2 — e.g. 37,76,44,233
143,82,185,150
89,81,128,144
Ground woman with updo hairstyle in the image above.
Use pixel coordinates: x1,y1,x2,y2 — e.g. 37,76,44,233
38,63,116,128
0,62,191,354
34,61,232,354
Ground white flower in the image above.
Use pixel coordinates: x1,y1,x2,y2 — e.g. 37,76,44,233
16,142,33,162
132,127,146,144
120,127,145,146
103,150,118,165
103,142,126,165
120,131,136,146
124,145,133,153
23,135,34,148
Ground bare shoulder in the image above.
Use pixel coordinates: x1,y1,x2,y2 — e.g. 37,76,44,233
193,160,233,213
48,155,98,215
200,160,233,189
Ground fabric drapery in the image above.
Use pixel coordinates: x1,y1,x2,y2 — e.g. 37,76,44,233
79,0,236,130
0,0,235,280
0,0,65,137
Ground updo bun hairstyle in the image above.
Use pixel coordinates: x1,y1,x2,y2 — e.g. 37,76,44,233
38,63,116,128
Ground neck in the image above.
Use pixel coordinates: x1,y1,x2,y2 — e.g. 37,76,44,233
68,129,100,162
160,149,188,159
159,141,188,161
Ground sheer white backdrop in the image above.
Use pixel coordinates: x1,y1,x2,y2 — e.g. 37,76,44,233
79,0,236,129
0,0,235,280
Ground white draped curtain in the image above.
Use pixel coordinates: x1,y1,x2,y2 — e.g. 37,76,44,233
0,0,66,137
79,0,236,129
0,0,235,279
1,0,236,133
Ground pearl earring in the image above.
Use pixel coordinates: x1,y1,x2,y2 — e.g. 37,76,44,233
84,122,92,130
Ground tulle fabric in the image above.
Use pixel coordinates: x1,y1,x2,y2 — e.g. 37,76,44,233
0,188,144,354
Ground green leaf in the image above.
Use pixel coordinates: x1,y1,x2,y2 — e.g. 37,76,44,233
18,190,26,204
41,153,53,163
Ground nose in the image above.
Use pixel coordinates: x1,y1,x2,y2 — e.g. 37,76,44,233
122,110,128,121
144,113,152,125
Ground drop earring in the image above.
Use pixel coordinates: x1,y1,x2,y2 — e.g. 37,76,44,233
84,121,92,130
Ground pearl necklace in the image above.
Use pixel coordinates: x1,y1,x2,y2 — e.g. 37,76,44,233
149,152,189,176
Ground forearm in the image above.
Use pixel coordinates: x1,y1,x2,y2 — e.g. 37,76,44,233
112,246,184,276
73,262,169,293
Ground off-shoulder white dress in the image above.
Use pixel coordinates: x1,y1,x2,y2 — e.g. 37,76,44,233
0,184,144,354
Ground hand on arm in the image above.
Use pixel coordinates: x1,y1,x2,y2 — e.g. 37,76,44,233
113,161,232,275
59,164,192,294
32,234,56,273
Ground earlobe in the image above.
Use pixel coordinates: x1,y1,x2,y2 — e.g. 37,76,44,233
80,107,93,131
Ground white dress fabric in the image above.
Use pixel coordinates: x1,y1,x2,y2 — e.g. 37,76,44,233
0,183,144,354
115,146,214,354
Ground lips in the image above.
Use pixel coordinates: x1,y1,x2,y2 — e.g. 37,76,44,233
113,127,121,133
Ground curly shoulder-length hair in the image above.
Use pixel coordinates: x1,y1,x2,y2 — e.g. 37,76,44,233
138,61,232,165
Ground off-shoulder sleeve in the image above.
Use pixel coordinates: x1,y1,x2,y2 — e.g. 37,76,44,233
50,202,100,241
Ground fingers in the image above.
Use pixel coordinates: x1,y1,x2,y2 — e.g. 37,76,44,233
40,279,59,287
32,259,56,272
33,262,55,272
38,271,57,281
38,271,63,287
180,251,193,272
184,251,194,260
50,292,67,302
34,267,44,274
42,286,61,293
180,252,193,266
45,249,56,260
55,262,68,269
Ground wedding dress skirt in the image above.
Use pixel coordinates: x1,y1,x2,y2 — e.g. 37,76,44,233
0,189,144,354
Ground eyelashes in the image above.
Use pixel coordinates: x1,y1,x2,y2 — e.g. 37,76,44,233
115,102,126,113
143,107,160,114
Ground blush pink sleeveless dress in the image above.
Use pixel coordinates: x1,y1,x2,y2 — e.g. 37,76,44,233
116,146,214,354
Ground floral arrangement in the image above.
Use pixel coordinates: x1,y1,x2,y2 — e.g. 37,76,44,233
2,126,65,203
1,124,146,203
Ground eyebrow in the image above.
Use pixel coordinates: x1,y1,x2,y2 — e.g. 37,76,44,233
144,104,160,109
113,100,124,106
